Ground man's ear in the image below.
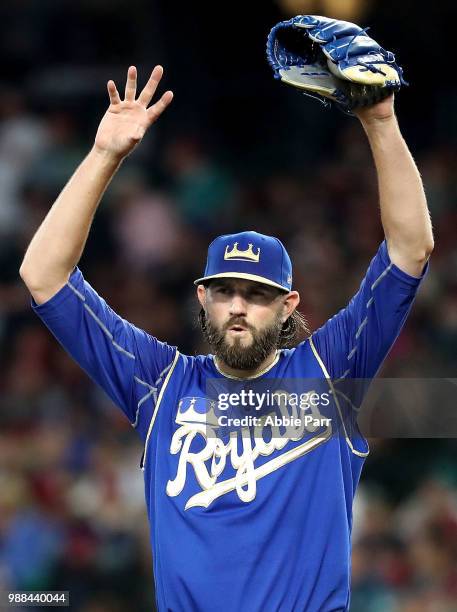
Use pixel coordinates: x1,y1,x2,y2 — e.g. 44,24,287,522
197,284,207,309
283,291,300,322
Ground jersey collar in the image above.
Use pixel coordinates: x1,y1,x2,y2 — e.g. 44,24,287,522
211,350,281,380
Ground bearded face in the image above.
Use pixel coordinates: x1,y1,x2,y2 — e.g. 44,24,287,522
199,279,286,371
201,309,284,370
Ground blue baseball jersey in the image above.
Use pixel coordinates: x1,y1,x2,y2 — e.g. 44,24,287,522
31,240,427,612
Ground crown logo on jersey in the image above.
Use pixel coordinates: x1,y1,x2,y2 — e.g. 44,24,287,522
176,397,220,428
224,242,260,263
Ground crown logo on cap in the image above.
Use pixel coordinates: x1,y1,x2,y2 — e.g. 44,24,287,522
224,242,260,263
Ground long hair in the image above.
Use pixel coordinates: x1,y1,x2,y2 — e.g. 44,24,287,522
198,308,310,349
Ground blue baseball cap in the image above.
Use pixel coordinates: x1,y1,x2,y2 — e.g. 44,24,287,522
194,231,293,292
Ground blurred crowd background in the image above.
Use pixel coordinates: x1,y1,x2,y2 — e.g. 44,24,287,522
0,1,456,611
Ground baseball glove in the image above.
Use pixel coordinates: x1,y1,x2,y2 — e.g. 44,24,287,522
266,15,407,113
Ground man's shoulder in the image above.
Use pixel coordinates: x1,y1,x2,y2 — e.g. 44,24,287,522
176,351,215,371
273,341,313,368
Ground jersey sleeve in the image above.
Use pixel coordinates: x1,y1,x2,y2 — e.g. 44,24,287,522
31,267,177,429
311,240,429,381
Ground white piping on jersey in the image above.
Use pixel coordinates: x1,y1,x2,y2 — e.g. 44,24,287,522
142,350,180,471
344,262,392,362
132,362,174,428
332,378,367,415
333,368,351,384
67,278,173,430
132,386,157,429
309,259,393,450
134,376,155,391
154,361,174,384
309,336,369,458
355,316,368,339
371,264,392,290
347,346,357,360
134,360,173,397
332,388,361,413
67,280,135,360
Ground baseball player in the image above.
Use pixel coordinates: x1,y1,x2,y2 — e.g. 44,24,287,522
19,31,433,612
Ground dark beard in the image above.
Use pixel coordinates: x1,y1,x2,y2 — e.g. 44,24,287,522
202,312,283,371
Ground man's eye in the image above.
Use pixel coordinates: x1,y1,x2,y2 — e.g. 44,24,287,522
250,290,268,299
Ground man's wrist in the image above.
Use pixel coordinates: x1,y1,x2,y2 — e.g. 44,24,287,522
359,114,400,144
89,145,125,168
358,113,397,130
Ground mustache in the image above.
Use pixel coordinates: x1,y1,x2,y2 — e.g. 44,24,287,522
223,318,255,332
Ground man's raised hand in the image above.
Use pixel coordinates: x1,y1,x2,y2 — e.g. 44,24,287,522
94,65,173,160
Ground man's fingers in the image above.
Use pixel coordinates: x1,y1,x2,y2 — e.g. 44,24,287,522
138,65,164,107
107,80,121,105
124,65,137,101
147,90,174,123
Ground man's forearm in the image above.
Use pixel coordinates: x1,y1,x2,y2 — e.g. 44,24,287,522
20,147,122,301
19,66,173,304
360,115,434,276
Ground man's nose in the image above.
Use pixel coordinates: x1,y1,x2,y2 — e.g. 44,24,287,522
229,294,247,316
